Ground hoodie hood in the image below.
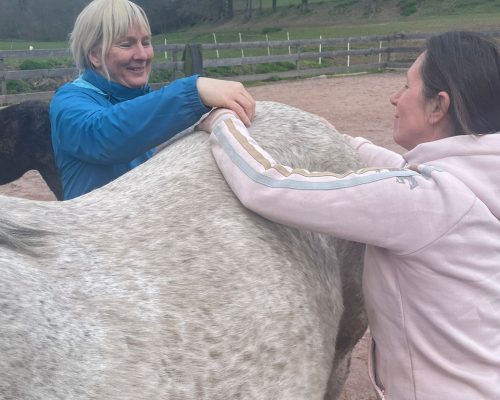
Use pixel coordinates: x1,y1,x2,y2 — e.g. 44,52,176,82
403,133,500,219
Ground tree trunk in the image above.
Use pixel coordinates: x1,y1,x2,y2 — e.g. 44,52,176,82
222,0,233,18
301,0,309,13
245,0,253,18
272,0,277,12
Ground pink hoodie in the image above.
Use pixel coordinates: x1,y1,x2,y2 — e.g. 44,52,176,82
210,114,500,400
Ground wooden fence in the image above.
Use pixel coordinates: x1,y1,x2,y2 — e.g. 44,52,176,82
1,31,499,105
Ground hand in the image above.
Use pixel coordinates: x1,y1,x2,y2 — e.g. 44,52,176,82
196,108,237,133
196,77,255,126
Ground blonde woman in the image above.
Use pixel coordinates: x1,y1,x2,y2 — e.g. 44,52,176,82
50,0,254,200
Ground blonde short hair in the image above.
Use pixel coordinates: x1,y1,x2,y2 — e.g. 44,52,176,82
70,0,151,79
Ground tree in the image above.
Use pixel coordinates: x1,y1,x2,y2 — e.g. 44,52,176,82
363,0,380,17
222,0,234,19
137,0,225,33
245,0,253,19
301,0,309,13
272,0,277,12
0,0,89,41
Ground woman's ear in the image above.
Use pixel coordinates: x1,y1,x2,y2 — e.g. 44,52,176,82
428,91,450,125
89,48,102,69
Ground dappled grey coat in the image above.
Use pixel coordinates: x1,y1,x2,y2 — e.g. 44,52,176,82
0,101,366,400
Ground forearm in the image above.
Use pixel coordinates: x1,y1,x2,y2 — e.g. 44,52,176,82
209,115,436,251
348,136,405,168
51,76,209,164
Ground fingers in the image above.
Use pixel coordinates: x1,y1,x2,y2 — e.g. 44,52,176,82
225,88,255,127
229,99,251,127
234,88,256,127
196,77,256,126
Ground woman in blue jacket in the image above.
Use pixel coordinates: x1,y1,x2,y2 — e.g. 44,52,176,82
50,0,255,200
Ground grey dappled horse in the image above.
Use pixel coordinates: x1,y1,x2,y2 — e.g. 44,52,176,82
0,101,367,400
0,100,63,200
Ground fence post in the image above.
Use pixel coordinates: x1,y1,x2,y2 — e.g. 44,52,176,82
213,33,220,59
295,44,301,72
239,32,244,58
172,48,178,80
347,41,351,68
319,35,322,65
385,38,392,65
0,58,6,96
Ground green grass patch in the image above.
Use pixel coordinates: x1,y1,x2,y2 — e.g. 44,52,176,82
1,0,499,89
6,79,30,93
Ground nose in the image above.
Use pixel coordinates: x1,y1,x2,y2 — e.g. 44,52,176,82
389,88,401,106
133,43,150,61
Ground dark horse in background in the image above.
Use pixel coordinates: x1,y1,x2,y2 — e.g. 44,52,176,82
0,100,63,200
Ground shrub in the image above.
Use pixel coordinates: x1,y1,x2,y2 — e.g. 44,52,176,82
19,59,59,70
261,27,283,35
150,69,175,83
6,79,30,94
399,0,418,16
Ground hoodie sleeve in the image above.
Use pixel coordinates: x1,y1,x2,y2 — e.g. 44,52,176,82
347,136,406,168
210,115,474,254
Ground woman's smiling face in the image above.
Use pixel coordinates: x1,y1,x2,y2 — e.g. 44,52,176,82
389,53,433,150
91,24,153,88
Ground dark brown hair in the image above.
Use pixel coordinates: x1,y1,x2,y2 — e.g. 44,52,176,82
421,31,500,135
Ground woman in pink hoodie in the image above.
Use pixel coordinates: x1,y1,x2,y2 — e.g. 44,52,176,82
201,31,500,399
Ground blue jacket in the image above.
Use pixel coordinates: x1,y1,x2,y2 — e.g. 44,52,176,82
50,69,210,200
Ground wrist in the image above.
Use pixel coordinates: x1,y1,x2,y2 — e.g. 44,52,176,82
210,109,238,129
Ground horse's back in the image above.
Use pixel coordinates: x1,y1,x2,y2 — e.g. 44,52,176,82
0,101,366,399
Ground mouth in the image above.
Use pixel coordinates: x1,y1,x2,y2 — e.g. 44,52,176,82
127,66,146,73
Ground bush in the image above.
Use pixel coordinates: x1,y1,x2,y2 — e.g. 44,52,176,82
6,79,30,94
149,69,175,83
261,27,283,35
19,58,59,70
254,61,295,74
399,0,418,16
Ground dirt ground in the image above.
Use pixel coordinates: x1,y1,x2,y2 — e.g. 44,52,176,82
0,71,407,399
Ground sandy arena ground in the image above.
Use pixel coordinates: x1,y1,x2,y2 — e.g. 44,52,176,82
0,71,407,399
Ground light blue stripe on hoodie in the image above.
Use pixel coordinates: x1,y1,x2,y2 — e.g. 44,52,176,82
214,127,421,191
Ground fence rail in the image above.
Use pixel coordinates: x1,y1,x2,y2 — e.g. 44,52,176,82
1,31,499,105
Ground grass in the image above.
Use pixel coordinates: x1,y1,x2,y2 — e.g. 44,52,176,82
0,0,498,93
1,0,499,49
155,12,500,46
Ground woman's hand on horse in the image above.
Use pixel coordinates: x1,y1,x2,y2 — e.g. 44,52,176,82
196,77,255,127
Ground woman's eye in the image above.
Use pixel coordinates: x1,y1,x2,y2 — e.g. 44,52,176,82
142,41,151,47
117,42,132,48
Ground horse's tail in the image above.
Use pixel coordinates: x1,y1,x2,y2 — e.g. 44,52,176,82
0,219,51,255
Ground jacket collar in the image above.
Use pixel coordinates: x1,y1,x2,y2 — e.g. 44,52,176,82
81,69,151,103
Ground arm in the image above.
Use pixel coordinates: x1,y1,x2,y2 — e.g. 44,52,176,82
50,75,209,165
196,77,255,127
347,136,406,168
209,114,471,253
